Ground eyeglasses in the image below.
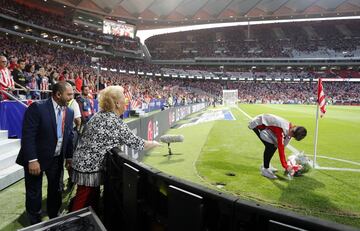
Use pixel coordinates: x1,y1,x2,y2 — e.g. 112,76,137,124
0,61,7,63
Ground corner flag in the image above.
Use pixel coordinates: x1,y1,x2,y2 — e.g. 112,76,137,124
313,78,326,167
317,78,326,117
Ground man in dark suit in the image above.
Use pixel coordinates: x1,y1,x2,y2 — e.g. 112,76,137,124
16,82,75,225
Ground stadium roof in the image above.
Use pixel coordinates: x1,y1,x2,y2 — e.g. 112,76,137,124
54,0,360,26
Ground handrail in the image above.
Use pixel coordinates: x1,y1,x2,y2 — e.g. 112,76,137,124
0,90,28,108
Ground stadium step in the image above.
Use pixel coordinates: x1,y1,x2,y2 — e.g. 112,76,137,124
0,130,23,190
0,164,24,191
0,150,19,171
0,139,20,155
0,130,8,141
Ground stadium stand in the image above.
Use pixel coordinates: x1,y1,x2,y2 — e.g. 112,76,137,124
145,20,360,59
1,0,360,230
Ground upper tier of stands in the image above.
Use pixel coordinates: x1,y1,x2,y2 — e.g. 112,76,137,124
0,0,142,54
145,20,360,59
1,0,360,61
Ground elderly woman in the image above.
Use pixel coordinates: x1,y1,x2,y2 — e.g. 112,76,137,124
70,86,160,211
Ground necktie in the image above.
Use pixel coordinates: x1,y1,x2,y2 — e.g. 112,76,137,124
56,107,62,139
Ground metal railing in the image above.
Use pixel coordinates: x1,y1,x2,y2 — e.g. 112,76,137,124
0,89,28,108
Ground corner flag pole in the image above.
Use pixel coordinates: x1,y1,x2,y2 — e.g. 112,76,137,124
313,102,320,168
313,78,326,168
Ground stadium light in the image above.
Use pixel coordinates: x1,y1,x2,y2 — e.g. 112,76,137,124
137,15,360,43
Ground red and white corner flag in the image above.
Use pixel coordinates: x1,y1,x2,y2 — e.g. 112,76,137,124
313,78,326,167
317,78,326,117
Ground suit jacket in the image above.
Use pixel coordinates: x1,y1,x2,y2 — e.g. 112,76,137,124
16,98,74,170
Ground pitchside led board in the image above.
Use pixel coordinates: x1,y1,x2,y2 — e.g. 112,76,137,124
123,103,207,160
103,19,136,39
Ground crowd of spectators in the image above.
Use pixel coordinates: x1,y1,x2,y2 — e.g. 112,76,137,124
0,0,141,52
0,35,211,109
145,20,360,59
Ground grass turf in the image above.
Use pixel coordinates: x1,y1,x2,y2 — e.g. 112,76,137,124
0,173,75,231
144,104,360,228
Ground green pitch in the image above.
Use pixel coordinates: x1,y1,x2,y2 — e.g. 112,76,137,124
144,104,360,228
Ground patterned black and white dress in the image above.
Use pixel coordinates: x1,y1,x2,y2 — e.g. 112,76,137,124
71,111,144,187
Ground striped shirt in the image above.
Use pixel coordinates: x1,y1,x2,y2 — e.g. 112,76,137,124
0,67,14,90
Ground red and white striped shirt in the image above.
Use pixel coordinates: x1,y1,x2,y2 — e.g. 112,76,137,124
0,67,14,90
40,77,49,91
0,67,14,99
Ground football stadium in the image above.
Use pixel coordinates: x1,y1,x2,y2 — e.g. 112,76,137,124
0,0,360,230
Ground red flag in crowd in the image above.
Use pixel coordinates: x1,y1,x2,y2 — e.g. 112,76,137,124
317,78,326,117
131,99,141,109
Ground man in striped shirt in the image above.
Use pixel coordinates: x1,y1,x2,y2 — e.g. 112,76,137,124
0,56,14,100
249,114,307,179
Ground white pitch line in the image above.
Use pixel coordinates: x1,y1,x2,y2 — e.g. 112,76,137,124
315,166,360,172
316,155,360,166
228,110,236,121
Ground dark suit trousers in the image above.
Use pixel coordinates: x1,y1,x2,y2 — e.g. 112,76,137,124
24,156,63,225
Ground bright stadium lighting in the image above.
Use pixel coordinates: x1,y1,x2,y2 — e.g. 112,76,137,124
137,15,360,43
